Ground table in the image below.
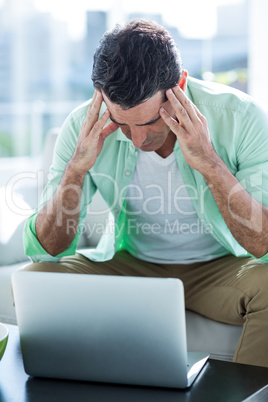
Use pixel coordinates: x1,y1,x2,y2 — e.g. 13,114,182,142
0,324,267,402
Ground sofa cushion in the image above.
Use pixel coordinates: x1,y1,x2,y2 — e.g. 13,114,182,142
186,310,242,361
0,186,33,266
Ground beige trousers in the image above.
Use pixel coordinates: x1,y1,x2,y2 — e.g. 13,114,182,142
21,251,268,367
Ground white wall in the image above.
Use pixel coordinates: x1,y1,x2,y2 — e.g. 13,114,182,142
248,0,268,106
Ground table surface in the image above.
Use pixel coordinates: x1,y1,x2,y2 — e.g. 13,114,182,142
0,324,268,402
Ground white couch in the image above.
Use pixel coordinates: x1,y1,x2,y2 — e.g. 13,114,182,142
0,129,242,361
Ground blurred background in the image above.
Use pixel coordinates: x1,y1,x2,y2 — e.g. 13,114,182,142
0,0,267,177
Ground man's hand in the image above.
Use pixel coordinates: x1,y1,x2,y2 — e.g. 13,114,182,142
159,85,216,173
160,85,268,258
35,90,118,256
70,90,119,174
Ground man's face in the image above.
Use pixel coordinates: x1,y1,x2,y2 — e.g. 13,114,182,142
102,91,176,152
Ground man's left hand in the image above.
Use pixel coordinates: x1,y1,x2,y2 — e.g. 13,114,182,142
159,85,216,173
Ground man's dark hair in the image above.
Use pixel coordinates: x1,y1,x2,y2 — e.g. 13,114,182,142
91,19,182,110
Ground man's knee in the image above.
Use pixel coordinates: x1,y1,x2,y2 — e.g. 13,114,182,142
237,260,268,310
238,259,268,288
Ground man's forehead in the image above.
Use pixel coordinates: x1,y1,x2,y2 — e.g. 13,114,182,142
102,91,165,126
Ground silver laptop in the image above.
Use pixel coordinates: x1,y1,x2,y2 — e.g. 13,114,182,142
12,271,209,389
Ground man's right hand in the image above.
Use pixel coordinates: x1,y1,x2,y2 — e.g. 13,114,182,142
35,90,118,256
70,90,119,174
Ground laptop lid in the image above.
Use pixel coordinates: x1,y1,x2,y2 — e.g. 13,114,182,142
12,271,208,388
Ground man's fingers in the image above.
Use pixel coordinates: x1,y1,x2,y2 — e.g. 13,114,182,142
80,91,104,140
174,85,204,120
90,109,110,138
87,90,100,114
166,88,190,124
85,91,103,127
167,86,200,124
89,89,98,107
101,121,119,139
159,107,184,137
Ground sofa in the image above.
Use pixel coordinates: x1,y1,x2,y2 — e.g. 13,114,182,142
0,129,243,361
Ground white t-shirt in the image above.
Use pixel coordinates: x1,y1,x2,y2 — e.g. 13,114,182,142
124,149,230,264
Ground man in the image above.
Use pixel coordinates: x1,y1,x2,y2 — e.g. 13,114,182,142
23,20,268,367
